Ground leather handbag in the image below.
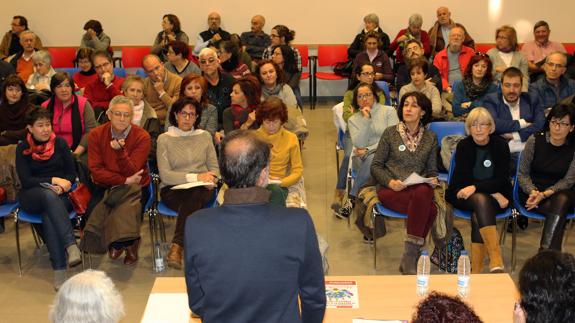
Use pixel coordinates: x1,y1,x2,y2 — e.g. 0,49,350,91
68,183,92,214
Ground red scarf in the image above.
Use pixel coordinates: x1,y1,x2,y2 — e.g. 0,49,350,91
231,104,257,129
22,132,56,161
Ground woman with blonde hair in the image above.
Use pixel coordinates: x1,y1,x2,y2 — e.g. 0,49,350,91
446,107,511,273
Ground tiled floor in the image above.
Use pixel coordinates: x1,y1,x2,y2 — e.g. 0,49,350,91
0,103,572,322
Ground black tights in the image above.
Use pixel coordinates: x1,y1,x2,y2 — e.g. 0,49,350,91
536,191,573,218
452,192,502,243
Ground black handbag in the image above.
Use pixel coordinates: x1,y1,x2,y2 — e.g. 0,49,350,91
333,60,353,77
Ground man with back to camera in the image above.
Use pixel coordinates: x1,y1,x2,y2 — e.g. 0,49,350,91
193,12,231,56
184,130,326,323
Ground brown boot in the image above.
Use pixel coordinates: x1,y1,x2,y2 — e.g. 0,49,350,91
331,189,345,212
471,243,486,274
479,226,504,273
123,239,140,266
167,243,184,270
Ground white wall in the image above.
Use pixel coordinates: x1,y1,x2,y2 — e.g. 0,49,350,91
2,0,574,46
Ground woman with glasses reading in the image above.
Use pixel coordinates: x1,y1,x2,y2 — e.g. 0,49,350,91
446,107,511,273
517,103,575,251
157,97,219,269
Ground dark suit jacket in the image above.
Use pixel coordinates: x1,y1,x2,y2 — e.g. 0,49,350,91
483,91,545,142
184,187,326,323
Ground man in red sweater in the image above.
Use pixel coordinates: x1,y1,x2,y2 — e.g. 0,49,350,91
84,50,124,121
83,95,150,265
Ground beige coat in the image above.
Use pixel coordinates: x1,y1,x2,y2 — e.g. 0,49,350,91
143,70,182,125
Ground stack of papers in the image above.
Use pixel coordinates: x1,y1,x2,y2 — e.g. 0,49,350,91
171,181,215,190
402,173,435,186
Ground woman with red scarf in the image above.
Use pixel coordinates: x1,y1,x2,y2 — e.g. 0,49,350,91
15,107,82,290
221,75,261,135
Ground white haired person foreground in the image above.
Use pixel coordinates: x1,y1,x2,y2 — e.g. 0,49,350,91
50,270,124,323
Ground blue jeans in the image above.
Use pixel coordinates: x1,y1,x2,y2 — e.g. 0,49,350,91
350,152,375,197
19,187,75,270
336,130,352,190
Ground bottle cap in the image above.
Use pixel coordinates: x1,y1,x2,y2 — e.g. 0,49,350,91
460,250,468,255
421,250,429,256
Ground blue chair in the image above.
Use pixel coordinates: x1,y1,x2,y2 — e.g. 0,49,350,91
428,121,466,182
14,205,79,276
135,68,147,78
374,81,392,106
512,152,575,249
371,202,408,269
55,67,80,78
113,68,127,78
447,151,517,272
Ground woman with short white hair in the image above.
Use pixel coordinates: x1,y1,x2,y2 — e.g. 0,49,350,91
348,13,391,60
389,14,431,64
50,270,124,323
26,49,55,91
446,107,511,274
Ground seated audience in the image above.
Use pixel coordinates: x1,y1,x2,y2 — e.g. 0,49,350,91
529,52,575,111
158,97,219,269
487,25,529,92
164,40,201,78
334,63,387,215
433,25,475,93
229,33,253,70
517,103,575,251
50,270,125,323
347,83,399,201
80,20,111,52
193,12,230,56
222,76,261,134
84,50,124,119
152,14,189,60
428,7,475,57
73,48,98,94
272,44,302,106
388,14,430,65
82,96,151,266
348,13,390,60
446,107,510,273
41,72,97,157
412,292,483,323
262,25,302,72
0,15,43,59
371,92,438,274
398,59,442,118
520,21,567,80
184,130,325,322
218,40,251,79
396,39,442,92
142,54,182,126
240,15,271,60
7,30,38,82
176,74,218,136
0,59,15,88
0,75,33,146
16,107,82,290
451,53,498,119
122,76,160,168
515,250,575,323
198,48,233,126
26,50,55,98
256,60,297,107
352,31,393,83
484,67,544,154
256,97,305,206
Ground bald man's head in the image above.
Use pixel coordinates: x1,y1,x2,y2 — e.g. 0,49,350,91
251,15,265,33
208,12,221,30
437,7,451,26
219,130,270,188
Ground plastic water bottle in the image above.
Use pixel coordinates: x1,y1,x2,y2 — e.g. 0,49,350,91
416,250,431,296
153,241,165,273
457,250,471,297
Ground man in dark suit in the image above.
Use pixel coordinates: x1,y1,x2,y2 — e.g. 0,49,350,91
184,130,326,323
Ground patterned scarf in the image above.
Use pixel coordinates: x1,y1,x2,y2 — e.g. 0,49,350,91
22,132,56,161
230,104,257,129
397,122,424,152
463,78,491,101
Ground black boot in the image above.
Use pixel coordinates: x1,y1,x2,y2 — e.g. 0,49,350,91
0,217,4,234
540,214,567,251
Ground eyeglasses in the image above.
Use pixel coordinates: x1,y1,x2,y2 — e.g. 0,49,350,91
94,61,111,70
550,120,571,128
178,111,197,119
199,57,216,65
545,62,566,69
360,71,375,77
471,122,490,130
110,111,131,119
357,93,373,100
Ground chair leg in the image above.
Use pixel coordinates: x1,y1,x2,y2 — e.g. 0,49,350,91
372,208,378,270
335,145,340,179
158,212,167,243
148,209,157,271
30,224,42,249
499,217,508,246
15,216,22,277
511,210,518,273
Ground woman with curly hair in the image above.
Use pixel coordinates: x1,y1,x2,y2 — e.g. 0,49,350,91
412,291,483,323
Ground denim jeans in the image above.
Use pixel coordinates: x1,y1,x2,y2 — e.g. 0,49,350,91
19,187,75,270
350,152,375,197
336,130,353,190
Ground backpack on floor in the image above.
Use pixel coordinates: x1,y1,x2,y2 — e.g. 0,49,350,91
430,227,465,273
